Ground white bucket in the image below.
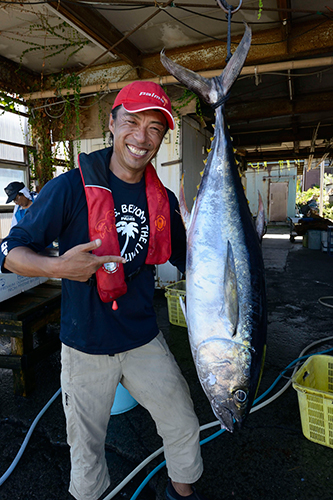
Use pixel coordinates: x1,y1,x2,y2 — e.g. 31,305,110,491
111,383,138,415
307,230,321,250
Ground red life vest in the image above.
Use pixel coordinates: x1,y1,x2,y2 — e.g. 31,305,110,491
78,151,171,303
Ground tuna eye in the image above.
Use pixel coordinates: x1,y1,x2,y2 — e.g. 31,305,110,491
234,389,247,403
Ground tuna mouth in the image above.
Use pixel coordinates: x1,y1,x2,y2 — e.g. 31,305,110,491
212,398,247,432
216,406,235,433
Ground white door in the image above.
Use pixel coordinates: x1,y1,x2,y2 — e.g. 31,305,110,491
269,182,288,222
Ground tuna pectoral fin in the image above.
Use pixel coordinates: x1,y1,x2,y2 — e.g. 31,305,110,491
179,295,187,324
179,174,191,231
222,241,239,337
255,191,266,242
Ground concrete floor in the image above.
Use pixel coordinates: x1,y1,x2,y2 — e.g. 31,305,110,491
1,225,333,500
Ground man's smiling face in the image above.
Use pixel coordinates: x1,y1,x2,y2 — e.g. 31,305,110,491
109,105,167,183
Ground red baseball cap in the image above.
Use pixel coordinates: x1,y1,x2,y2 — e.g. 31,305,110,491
112,81,175,130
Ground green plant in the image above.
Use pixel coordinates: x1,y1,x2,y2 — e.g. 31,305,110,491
2,13,89,72
324,205,333,221
296,187,320,206
28,105,56,186
52,71,82,161
168,87,204,154
0,93,16,114
98,95,108,146
296,186,333,221
0,11,92,184
258,0,263,19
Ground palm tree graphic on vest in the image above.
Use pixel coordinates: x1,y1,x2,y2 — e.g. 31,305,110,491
116,221,139,256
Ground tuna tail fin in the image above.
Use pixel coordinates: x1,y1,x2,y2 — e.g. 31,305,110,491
160,24,251,108
160,48,213,104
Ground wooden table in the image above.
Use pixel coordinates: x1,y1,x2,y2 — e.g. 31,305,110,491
0,281,61,396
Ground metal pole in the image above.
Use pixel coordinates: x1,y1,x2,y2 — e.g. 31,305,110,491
319,160,325,217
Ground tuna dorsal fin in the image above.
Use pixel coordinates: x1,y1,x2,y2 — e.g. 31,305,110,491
160,24,251,108
255,191,266,242
179,174,191,231
223,241,239,337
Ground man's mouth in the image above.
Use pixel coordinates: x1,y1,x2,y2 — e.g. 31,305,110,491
127,144,148,157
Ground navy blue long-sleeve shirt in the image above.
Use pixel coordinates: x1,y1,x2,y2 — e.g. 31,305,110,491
0,148,186,355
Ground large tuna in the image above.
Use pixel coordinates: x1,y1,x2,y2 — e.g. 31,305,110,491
160,24,267,432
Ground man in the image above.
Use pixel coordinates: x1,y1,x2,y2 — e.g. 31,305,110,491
4,181,38,228
0,82,207,500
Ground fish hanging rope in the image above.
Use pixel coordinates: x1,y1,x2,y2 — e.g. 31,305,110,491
211,92,231,109
216,0,243,62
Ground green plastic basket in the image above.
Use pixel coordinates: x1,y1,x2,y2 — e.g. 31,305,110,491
292,354,333,449
164,280,187,328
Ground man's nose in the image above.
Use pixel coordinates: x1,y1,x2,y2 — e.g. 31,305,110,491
133,125,149,143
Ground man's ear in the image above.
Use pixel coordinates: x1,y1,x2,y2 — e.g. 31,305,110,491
109,113,115,134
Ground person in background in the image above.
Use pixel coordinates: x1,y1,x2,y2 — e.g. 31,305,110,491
0,82,207,500
4,181,38,228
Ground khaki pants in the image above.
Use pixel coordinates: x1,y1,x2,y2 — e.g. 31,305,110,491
61,333,203,500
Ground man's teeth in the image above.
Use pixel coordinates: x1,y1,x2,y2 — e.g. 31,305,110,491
127,145,147,156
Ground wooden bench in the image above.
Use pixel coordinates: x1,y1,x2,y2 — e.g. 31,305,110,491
0,281,61,396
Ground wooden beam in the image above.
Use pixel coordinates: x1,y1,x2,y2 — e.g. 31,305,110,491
244,146,330,162
25,14,333,96
0,55,37,95
225,91,333,124
232,125,333,149
47,1,141,67
138,17,333,78
277,0,292,40
58,1,330,15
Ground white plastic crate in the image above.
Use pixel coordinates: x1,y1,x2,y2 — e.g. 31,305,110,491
0,273,48,302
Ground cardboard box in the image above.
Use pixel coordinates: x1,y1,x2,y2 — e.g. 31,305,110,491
0,273,48,302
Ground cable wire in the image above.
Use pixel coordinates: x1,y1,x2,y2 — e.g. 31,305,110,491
104,337,333,500
318,296,333,308
0,388,61,487
2,337,333,495
162,7,331,47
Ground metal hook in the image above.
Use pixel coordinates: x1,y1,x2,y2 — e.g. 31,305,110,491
216,0,242,15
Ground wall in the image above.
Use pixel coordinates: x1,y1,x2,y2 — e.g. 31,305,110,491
0,212,12,239
182,116,211,211
245,163,297,222
0,107,30,238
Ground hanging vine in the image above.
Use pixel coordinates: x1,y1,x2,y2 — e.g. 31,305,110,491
167,87,205,155
28,104,55,186
98,95,108,147
2,11,90,74
52,71,82,166
258,0,263,19
0,9,90,185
